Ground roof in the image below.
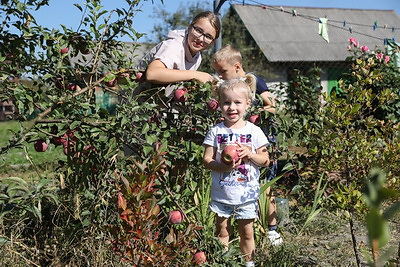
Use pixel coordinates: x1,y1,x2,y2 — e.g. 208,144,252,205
70,42,152,70
232,4,400,62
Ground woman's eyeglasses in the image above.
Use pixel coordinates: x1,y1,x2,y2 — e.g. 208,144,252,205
191,25,215,44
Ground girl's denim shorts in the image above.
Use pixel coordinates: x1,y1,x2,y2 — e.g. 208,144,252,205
209,199,258,220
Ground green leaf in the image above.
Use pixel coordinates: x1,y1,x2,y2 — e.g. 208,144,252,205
74,3,83,11
142,145,153,156
366,208,390,248
104,73,116,82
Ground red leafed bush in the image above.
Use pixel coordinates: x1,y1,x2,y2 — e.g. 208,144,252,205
106,144,202,266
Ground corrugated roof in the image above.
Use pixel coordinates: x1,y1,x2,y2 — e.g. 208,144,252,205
232,4,400,62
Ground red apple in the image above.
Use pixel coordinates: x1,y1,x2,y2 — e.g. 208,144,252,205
168,210,183,224
221,145,239,165
207,98,219,111
60,47,69,54
135,72,143,82
67,83,77,91
174,88,188,103
34,139,48,152
249,114,261,125
193,251,207,265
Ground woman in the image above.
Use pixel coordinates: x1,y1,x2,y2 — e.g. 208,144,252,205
137,11,221,84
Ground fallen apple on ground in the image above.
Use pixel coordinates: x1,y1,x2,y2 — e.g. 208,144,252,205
168,210,183,224
193,251,207,265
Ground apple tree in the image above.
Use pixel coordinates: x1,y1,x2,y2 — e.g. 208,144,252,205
0,0,258,265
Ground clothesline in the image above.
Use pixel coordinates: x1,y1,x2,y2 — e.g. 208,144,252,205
229,0,399,43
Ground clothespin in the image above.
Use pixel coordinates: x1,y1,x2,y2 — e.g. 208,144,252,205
292,9,297,16
392,27,395,32
343,20,347,27
373,21,378,31
280,6,284,12
261,5,267,9
349,26,353,33
384,24,387,29
384,38,388,45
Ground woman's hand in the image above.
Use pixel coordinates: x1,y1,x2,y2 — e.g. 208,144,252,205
193,71,213,84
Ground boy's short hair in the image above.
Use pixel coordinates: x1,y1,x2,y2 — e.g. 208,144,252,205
213,44,242,65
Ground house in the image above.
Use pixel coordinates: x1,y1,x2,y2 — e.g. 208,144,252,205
226,4,400,94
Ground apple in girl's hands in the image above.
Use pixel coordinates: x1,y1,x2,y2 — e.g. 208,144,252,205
221,145,239,165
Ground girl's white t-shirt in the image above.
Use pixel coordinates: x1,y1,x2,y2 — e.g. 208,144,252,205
137,29,201,71
203,122,269,205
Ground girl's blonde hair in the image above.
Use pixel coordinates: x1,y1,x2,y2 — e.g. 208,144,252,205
213,74,257,102
190,11,221,39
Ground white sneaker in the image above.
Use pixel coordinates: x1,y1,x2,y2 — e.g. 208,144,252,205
268,230,283,246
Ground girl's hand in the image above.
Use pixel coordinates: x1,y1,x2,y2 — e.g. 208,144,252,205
235,141,252,162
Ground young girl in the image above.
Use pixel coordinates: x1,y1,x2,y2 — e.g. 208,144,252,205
212,44,283,246
137,11,220,85
203,76,270,267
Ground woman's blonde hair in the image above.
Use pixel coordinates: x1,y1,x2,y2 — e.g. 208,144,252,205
213,73,257,102
190,11,221,39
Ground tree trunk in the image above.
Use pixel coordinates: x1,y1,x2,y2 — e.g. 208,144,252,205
349,215,361,267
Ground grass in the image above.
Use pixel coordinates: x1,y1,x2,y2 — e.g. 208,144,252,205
0,120,66,179
256,209,400,266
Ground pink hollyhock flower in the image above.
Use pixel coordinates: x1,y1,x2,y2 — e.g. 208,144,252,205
361,45,369,52
347,45,352,50
376,53,384,60
349,37,358,46
384,56,390,63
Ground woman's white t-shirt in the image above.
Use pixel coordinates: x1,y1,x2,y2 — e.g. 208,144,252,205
203,122,269,205
137,29,201,71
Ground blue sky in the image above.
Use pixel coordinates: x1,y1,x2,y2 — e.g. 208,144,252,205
32,0,400,41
